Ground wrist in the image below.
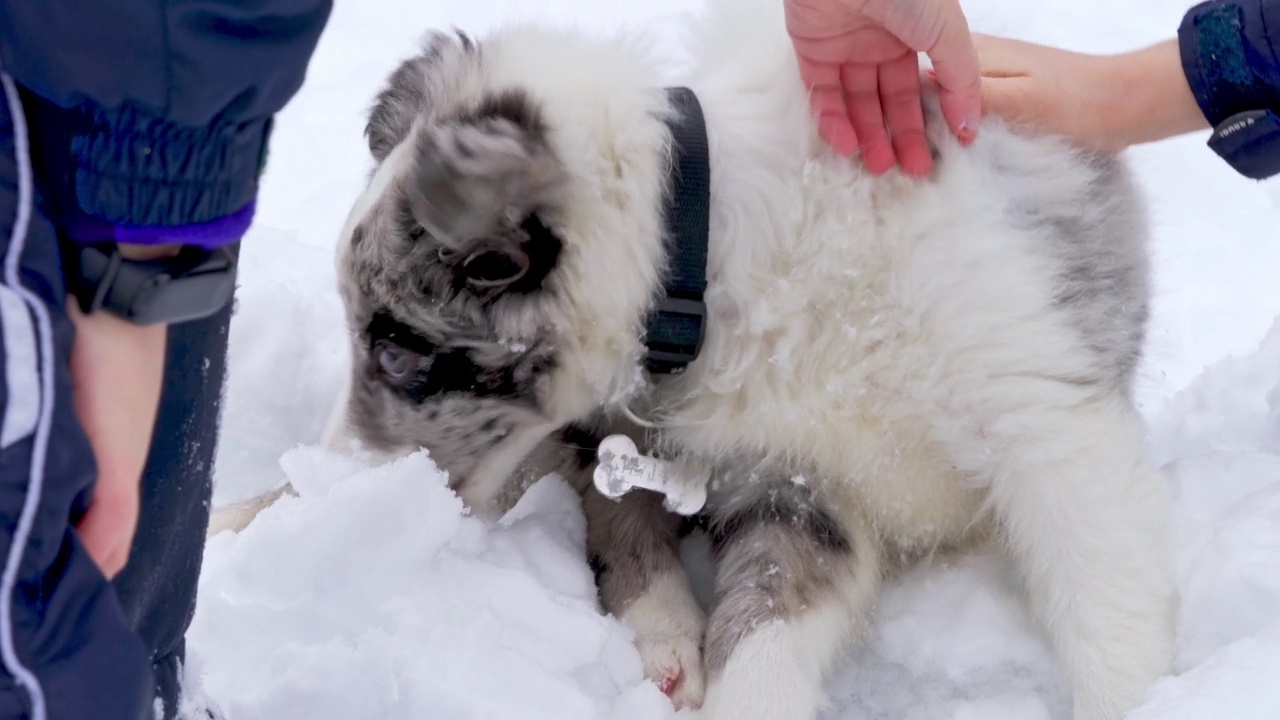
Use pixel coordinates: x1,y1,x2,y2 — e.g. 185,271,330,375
1112,40,1210,149
66,243,239,326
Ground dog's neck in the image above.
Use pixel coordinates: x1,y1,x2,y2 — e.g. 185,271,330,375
643,87,711,377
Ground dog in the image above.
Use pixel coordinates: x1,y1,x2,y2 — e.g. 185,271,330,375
218,1,1178,717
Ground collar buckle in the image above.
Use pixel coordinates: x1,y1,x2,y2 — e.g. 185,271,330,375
645,295,706,374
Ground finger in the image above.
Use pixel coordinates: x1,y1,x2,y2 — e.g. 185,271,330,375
923,3,983,143
840,63,894,173
797,55,860,155
76,494,137,578
74,505,137,580
878,54,932,177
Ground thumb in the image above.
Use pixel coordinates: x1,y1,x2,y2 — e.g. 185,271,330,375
869,0,982,137
919,13,983,142
76,489,139,578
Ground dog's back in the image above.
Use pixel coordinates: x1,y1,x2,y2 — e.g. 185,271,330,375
635,0,1152,560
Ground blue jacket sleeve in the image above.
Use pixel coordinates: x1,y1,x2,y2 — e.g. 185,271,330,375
1179,0,1280,179
0,0,333,232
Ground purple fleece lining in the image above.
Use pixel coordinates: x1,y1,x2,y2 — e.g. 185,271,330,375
64,200,256,249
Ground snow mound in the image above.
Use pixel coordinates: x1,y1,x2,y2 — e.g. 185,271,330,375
189,448,674,720
1130,625,1280,720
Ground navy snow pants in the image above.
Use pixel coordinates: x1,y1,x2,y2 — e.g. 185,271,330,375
0,76,228,720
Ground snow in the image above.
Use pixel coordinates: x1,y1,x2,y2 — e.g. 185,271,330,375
188,449,674,719
192,0,1280,718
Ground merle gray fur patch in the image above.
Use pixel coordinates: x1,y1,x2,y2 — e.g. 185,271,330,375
586,488,687,612
996,150,1151,397
405,109,563,256
702,477,857,674
336,37,577,486
365,30,476,161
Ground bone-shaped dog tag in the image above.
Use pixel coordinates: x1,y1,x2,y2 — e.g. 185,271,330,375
593,434,708,515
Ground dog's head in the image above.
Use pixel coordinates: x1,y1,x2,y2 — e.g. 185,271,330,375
332,26,677,504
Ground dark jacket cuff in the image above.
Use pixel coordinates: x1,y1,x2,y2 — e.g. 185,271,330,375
1179,0,1280,179
1178,0,1280,124
22,87,272,229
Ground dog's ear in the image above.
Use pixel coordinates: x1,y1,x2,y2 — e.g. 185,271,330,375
404,95,565,295
366,31,475,162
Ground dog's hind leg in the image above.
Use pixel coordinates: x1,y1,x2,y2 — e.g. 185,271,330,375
698,480,880,720
941,387,1177,720
584,486,707,709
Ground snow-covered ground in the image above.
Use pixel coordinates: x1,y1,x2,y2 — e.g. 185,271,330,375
190,0,1280,718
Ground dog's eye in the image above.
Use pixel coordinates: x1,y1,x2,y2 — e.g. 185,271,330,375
375,341,427,383
462,248,529,288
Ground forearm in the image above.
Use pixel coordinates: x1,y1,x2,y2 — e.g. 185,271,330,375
976,0,1280,177
1113,40,1210,148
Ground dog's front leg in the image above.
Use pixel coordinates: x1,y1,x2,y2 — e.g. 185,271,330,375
698,480,880,720
583,487,707,709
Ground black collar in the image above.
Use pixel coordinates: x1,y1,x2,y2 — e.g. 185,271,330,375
645,86,710,375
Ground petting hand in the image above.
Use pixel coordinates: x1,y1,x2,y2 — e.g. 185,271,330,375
974,35,1209,153
785,0,983,177
69,245,172,578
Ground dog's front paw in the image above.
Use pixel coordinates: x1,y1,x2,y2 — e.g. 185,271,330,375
619,570,708,709
636,630,705,709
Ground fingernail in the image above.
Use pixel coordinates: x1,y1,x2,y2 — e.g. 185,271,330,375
959,110,981,144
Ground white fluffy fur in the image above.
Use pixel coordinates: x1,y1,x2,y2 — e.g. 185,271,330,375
701,606,855,720
619,569,708,709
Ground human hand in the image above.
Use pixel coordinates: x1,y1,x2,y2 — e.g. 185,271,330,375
785,0,982,177
69,244,173,578
975,35,1209,153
